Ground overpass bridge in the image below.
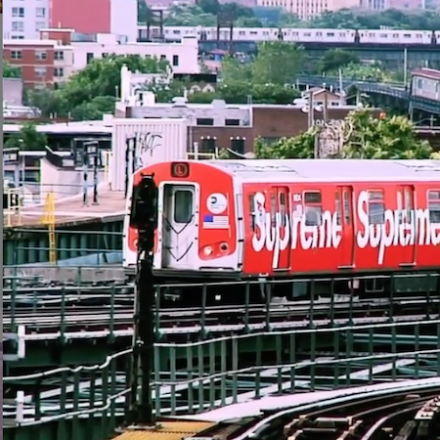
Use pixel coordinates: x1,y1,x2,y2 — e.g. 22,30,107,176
199,41,440,71
296,75,440,117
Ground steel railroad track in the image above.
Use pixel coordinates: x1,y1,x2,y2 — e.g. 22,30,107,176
282,391,440,440
3,297,437,331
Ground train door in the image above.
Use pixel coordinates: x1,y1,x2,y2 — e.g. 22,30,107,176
272,186,291,271
398,185,416,267
159,183,199,270
337,186,355,269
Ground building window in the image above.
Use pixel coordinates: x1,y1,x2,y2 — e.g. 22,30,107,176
36,21,46,32
200,138,216,153
368,190,385,224
86,53,94,64
230,138,245,154
225,119,240,126
160,55,166,60
36,7,46,17
196,118,214,126
54,67,64,77
54,51,64,60
102,53,108,58
12,7,25,17
34,67,47,77
11,35,25,40
12,21,25,32
11,50,22,59
35,50,47,60
172,55,179,66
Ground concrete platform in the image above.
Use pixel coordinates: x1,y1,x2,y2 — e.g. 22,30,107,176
4,188,126,229
112,421,215,440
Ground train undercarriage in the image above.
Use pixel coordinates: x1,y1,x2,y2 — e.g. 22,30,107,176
126,268,440,308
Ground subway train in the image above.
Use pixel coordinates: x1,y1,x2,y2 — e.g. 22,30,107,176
140,26,439,45
124,159,440,304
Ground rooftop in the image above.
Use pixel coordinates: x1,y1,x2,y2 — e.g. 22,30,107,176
412,68,440,81
4,187,126,229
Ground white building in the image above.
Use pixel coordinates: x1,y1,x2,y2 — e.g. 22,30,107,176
3,0,50,39
71,34,200,74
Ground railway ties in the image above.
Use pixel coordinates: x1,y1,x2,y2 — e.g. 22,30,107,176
283,390,440,440
3,296,438,334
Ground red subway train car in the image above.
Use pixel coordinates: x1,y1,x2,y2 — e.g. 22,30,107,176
124,159,440,301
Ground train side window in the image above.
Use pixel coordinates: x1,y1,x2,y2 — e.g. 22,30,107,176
279,191,287,226
270,192,276,226
428,190,440,223
304,191,322,226
173,190,193,224
368,190,385,224
249,193,256,231
343,191,351,224
335,191,342,225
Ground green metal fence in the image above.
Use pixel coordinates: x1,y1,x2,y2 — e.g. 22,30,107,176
3,225,123,266
4,320,440,437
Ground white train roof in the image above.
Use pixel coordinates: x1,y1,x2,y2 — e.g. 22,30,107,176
202,159,440,182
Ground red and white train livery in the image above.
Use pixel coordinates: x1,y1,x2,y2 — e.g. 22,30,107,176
124,159,440,284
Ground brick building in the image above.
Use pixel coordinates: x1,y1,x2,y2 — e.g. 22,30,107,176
3,29,74,89
3,40,56,89
117,99,381,154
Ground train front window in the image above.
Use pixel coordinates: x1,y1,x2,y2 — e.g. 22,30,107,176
174,190,193,224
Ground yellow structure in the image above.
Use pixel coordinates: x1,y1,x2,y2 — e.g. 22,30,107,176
41,192,57,264
112,421,215,440
257,0,361,20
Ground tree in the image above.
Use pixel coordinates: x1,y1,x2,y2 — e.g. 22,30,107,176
222,42,304,86
5,122,47,151
252,42,304,85
3,60,21,78
164,2,262,27
26,54,169,120
318,49,360,74
254,108,434,159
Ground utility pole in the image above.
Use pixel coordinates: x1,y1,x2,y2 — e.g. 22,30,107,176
128,173,158,427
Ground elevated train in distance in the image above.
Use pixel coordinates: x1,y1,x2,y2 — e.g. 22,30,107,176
124,159,440,304
143,26,440,45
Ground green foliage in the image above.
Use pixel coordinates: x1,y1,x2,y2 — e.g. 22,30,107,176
222,42,304,87
5,122,47,151
333,62,398,83
255,108,434,160
164,1,262,26
252,42,304,85
318,49,360,74
26,55,169,121
3,60,21,78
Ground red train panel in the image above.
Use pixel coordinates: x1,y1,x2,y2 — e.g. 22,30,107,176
124,159,440,277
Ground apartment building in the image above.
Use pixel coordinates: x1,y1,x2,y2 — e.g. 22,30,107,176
3,27,200,89
3,0,50,39
256,0,425,19
71,33,199,74
49,0,137,42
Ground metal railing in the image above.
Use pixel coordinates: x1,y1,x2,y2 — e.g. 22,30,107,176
3,320,440,428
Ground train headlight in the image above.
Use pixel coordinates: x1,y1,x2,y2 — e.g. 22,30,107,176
203,246,213,256
220,242,229,253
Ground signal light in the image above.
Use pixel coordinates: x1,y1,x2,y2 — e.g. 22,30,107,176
171,162,190,178
129,174,158,253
